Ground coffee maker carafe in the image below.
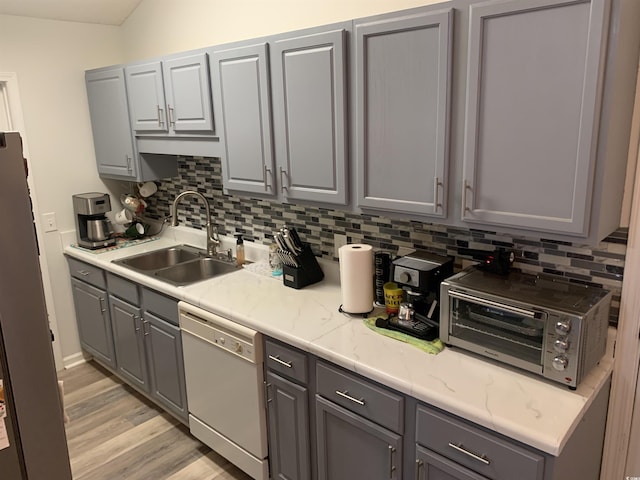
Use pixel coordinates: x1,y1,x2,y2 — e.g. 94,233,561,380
73,193,116,249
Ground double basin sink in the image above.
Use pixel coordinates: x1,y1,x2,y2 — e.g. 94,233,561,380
113,245,239,286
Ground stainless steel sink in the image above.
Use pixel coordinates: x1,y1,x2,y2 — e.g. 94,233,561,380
115,245,202,271
155,257,239,286
113,245,240,286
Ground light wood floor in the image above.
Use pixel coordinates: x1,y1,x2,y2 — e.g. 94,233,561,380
59,361,253,480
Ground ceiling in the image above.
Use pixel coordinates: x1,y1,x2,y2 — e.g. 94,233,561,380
0,0,143,26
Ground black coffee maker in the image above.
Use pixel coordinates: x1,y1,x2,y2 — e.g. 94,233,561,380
392,250,454,322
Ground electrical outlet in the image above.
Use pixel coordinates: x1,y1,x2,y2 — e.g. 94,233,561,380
334,233,348,252
42,212,57,232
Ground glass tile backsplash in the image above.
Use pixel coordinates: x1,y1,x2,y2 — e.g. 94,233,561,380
142,157,626,325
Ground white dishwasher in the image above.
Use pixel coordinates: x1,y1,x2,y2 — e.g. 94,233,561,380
178,302,268,480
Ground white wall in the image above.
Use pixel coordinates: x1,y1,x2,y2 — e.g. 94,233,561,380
120,0,440,60
0,14,124,365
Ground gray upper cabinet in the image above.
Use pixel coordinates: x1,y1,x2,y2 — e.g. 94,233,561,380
85,67,138,179
461,0,609,236
211,43,276,195
354,9,453,217
271,28,349,205
126,52,214,135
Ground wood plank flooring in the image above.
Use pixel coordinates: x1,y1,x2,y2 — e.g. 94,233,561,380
59,361,253,480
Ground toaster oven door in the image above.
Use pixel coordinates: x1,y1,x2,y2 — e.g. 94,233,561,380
447,290,547,370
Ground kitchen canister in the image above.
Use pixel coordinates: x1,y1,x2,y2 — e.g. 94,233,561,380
339,243,374,314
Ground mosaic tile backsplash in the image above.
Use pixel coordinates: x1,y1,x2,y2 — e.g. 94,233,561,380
142,157,627,325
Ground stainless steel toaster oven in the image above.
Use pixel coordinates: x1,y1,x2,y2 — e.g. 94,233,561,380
440,268,611,388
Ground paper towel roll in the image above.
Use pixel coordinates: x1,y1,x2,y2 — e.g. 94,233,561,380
339,244,374,314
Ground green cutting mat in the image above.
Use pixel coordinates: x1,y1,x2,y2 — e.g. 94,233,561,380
364,317,444,354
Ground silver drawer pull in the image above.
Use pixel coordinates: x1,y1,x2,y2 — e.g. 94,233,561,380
77,270,90,276
268,355,292,368
388,445,396,478
448,442,491,465
415,459,423,480
335,390,365,406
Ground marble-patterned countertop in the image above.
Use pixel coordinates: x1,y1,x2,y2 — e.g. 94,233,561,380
63,226,614,456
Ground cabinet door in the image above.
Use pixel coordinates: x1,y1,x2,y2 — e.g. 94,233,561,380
110,296,148,392
70,278,116,369
271,29,348,205
85,68,137,179
355,9,452,217
163,53,214,133
126,61,168,132
461,0,608,235
266,371,311,480
144,311,188,421
316,395,402,480
416,445,487,480
211,43,275,195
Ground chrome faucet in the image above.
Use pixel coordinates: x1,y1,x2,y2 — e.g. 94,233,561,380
171,190,220,256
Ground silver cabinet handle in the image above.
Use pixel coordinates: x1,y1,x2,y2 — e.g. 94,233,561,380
77,269,90,276
433,177,442,210
462,179,471,213
134,315,140,333
264,381,272,404
268,355,292,368
142,317,149,336
279,166,287,192
388,445,396,478
448,442,491,465
415,459,423,480
99,297,107,313
158,105,166,127
264,165,272,191
335,390,365,406
168,105,175,126
126,155,132,173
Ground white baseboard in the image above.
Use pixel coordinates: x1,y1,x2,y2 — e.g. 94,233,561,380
62,352,89,370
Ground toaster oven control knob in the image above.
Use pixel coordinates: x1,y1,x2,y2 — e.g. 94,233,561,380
554,338,570,353
555,320,571,335
399,271,412,284
552,355,569,371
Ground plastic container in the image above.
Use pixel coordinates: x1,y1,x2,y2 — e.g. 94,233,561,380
235,234,245,266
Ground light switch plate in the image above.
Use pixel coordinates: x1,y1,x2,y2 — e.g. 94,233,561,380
42,212,57,232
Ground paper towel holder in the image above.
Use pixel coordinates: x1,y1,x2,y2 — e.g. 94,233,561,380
338,304,374,317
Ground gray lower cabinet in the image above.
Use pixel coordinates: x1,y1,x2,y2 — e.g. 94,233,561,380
264,339,311,480
70,277,116,369
460,0,638,241
68,258,116,369
271,27,349,205
110,295,148,391
68,259,187,423
353,8,452,217
416,445,487,480
315,361,404,480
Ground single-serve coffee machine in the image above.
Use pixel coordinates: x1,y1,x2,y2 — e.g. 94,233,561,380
392,250,454,322
73,193,116,249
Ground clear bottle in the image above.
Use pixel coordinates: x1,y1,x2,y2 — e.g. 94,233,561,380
269,243,283,276
235,234,245,266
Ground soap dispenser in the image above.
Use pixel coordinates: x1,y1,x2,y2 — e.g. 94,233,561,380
235,234,245,266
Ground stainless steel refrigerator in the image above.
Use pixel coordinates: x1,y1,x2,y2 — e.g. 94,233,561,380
0,132,72,479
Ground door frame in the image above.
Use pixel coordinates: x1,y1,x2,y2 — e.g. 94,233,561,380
0,72,64,371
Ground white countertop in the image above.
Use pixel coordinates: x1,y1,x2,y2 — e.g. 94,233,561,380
63,227,614,456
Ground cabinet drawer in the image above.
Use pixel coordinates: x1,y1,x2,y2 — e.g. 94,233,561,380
141,288,178,325
316,361,404,434
67,258,106,289
416,405,544,480
265,340,308,384
107,273,139,305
